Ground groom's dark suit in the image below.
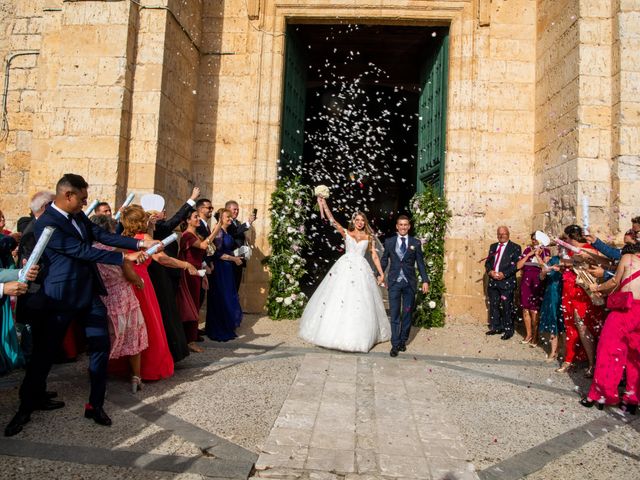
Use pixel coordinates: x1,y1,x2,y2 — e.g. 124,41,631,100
19,204,138,412
381,235,429,349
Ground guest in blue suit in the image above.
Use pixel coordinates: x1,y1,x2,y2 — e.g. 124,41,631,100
4,174,156,437
380,215,430,357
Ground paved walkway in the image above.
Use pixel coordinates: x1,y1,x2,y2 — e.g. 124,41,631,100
254,354,478,480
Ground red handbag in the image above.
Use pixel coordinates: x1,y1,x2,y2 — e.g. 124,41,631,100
606,268,640,311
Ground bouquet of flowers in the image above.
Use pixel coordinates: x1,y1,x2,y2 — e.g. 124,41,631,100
314,185,331,219
314,185,331,198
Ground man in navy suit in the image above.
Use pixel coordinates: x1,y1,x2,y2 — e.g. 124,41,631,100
5,174,157,437
484,226,522,340
380,215,430,357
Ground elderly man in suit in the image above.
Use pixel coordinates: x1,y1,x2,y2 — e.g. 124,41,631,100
5,174,157,437
485,226,522,340
380,215,430,357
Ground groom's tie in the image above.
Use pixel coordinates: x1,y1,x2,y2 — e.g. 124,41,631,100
400,237,407,255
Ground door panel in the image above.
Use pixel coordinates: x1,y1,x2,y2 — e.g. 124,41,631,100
417,33,449,194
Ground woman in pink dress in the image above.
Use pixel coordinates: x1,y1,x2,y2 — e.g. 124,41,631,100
91,215,148,392
121,205,199,382
177,211,220,352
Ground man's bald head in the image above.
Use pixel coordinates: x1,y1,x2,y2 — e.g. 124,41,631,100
497,226,510,243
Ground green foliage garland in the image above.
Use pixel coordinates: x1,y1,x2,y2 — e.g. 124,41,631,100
266,177,311,319
410,188,451,328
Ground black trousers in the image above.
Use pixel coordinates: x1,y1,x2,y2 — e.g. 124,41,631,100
19,296,110,412
487,286,515,333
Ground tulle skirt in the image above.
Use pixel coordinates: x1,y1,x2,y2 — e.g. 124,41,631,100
299,253,390,352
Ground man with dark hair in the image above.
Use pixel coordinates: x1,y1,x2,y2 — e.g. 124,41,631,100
380,215,430,357
195,198,213,238
485,226,521,340
94,202,112,217
5,174,159,437
225,200,256,291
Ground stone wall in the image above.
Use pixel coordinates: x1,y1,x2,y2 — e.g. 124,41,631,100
534,0,581,233
1,0,637,320
0,0,43,227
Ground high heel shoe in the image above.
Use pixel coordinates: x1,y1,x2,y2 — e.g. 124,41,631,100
131,376,142,394
580,397,604,410
584,366,595,379
620,402,638,415
520,338,531,345
555,362,574,373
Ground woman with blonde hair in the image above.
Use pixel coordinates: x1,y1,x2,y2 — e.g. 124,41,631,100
120,205,198,384
299,198,390,352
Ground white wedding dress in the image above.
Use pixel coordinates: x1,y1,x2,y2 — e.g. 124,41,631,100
299,234,391,352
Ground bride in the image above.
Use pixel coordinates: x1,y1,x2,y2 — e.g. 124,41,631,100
299,196,391,352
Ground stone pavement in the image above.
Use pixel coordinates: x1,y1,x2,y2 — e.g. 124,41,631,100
254,354,478,480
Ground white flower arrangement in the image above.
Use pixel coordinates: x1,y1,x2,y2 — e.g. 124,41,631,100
428,301,436,309
314,184,331,198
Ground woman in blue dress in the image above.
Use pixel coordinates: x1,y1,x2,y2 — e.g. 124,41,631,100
539,254,564,362
205,208,243,341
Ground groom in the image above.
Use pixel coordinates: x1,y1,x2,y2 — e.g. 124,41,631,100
380,215,430,357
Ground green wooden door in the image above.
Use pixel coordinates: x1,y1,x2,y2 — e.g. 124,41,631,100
417,33,449,194
279,27,307,176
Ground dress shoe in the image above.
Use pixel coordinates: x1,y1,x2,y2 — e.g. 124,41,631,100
390,348,399,358
84,404,112,426
45,391,58,399
198,328,206,335
500,332,513,340
399,344,407,352
4,411,31,437
196,335,205,342
34,399,65,411
486,329,503,336
620,402,638,415
580,397,604,410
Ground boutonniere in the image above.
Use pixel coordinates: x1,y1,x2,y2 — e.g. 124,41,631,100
409,245,415,251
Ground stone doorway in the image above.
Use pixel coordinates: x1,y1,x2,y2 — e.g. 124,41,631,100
277,23,449,292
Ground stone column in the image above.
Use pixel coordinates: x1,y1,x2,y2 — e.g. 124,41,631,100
611,0,640,236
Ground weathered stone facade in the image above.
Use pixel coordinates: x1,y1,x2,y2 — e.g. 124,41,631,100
0,0,638,320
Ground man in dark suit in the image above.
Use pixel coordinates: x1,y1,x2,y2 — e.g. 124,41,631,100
15,191,55,359
225,200,256,291
4,174,156,437
380,215,430,357
484,226,522,340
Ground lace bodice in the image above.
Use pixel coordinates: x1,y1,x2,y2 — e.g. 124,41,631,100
345,234,369,257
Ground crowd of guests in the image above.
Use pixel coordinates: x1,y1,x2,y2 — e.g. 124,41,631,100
0,173,255,436
485,218,640,413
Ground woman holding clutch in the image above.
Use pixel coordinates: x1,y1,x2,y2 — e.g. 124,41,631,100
516,232,550,347
205,208,243,341
177,211,221,351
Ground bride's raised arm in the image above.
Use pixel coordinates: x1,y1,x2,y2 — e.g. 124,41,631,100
318,197,346,238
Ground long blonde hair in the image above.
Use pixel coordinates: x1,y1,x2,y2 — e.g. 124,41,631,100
347,211,373,237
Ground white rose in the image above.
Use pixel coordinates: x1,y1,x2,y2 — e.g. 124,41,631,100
427,261,433,267
427,212,434,219
284,297,293,306
428,301,436,309
314,185,331,198
276,297,284,303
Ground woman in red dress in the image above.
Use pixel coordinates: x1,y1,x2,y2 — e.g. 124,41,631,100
121,205,199,382
556,226,606,377
177,211,220,352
